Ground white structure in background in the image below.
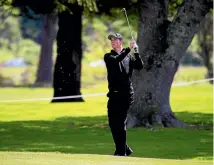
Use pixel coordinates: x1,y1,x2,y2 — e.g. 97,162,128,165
3,57,26,67
89,59,105,67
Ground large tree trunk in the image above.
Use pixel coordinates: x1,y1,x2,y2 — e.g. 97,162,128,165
127,0,212,128
52,5,84,102
35,13,57,86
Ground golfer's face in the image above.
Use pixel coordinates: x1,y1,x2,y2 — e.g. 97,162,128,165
111,37,122,49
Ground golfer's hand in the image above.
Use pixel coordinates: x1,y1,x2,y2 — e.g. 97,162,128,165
129,40,135,49
133,42,139,53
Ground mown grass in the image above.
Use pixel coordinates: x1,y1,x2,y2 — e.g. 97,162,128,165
174,67,207,82
0,67,212,164
0,152,212,165
0,83,212,161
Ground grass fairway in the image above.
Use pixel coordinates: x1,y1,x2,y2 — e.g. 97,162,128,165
0,83,212,164
0,152,212,165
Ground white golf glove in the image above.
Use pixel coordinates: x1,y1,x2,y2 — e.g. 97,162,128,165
133,42,139,53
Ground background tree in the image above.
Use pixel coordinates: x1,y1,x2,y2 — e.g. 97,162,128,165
51,3,85,102
197,11,213,83
35,12,57,87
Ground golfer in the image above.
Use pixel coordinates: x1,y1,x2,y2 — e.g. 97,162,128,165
104,33,144,156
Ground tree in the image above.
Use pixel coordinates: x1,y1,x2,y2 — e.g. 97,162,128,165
197,11,213,83
35,12,57,87
52,4,84,102
127,0,212,128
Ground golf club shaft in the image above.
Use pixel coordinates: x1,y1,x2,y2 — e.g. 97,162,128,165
122,8,134,40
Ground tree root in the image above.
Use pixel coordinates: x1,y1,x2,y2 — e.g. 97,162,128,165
127,112,190,129
161,112,188,128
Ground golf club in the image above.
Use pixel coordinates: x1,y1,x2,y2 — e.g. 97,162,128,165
121,8,134,40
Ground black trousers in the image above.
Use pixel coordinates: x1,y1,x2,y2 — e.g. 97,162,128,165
107,92,133,156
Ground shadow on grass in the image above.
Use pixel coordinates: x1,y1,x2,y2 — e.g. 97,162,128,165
175,111,213,129
0,112,212,160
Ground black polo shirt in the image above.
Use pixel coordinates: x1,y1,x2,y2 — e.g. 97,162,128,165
104,47,144,97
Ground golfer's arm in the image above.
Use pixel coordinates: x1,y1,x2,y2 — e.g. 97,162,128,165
131,53,144,70
104,48,130,63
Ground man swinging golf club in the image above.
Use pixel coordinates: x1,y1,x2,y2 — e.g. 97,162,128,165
104,32,144,156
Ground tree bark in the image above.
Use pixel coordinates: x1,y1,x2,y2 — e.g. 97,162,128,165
127,0,212,128
51,5,84,102
35,13,57,86
166,0,212,61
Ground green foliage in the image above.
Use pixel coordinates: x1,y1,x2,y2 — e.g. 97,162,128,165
168,0,183,20
54,0,70,13
0,0,12,6
0,66,36,85
18,39,40,65
55,0,98,13
0,73,14,86
81,64,106,86
0,1,212,88
0,5,40,65
77,0,98,12
0,49,14,62
82,17,110,62
99,8,138,39
188,35,201,53
0,8,22,51
0,7,40,67
0,39,40,65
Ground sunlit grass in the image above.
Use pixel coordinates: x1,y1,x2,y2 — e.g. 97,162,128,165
0,67,212,163
0,152,212,165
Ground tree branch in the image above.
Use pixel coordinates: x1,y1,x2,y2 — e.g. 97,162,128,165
12,0,56,14
0,0,11,6
166,0,212,61
165,0,171,5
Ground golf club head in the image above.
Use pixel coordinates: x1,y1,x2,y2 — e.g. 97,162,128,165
120,8,126,12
